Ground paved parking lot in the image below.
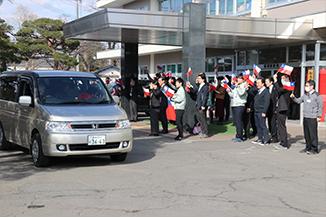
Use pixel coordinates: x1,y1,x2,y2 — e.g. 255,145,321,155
0,122,325,216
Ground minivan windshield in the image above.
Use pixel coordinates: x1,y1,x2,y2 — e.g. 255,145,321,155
37,77,113,105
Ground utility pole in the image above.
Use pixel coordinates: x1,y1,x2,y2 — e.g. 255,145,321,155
76,0,81,71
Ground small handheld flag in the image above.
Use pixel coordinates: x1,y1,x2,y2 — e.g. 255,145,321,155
221,77,231,89
143,87,150,97
209,84,217,92
253,64,261,76
186,67,193,78
282,81,295,91
277,64,293,76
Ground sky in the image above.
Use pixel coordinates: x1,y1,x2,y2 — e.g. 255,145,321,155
0,0,98,30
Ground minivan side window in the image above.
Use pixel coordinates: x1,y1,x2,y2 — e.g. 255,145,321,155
18,79,33,99
0,76,18,102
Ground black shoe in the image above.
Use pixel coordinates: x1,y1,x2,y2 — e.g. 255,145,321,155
174,136,182,141
269,138,279,144
300,148,310,153
149,133,159,137
161,130,169,134
307,150,318,155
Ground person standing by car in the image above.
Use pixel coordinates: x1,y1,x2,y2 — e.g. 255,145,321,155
149,80,162,136
172,78,186,140
129,78,139,122
291,80,323,154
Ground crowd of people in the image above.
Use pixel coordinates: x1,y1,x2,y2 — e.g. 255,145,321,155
104,67,324,155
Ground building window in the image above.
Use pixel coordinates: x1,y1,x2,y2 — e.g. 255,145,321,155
206,57,216,72
258,47,286,64
306,44,315,61
288,45,301,63
219,0,234,15
237,0,251,13
238,51,246,66
139,65,149,75
177,63,182,73
216,56,233,72
246,49,258,65
167,64,176,73
267,0,304,7
159,0,192,12
320,44,326,61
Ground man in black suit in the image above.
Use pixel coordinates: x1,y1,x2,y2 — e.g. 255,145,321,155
243,83,258,139
149,80,162,136
252,78,271,145
186,73,209,138
265,77,279,143
158,77,169,134
273,73,291,149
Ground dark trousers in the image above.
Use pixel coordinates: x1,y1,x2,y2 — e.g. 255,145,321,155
150,108,160,134
176,110,184,137
215,99,225,121
267,112,278,141
195,109,208,135
159,107,168,132
232,106,245,139
224,97,230,121
255,113,270,143
243,110,257,138
277,111,288,148
129,99,138,121
303,118,319,152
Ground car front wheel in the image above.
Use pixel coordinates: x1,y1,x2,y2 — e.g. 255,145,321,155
31,133,50,167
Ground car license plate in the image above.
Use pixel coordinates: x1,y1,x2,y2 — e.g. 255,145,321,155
88,136,106,145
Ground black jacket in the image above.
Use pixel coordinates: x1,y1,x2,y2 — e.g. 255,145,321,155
275,82,291,112
190,83,209,110
254,88,270,113
150,88,162,109
267,85,279,116
246,86,258,110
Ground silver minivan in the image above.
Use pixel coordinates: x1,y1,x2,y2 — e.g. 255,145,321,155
0,71,133,167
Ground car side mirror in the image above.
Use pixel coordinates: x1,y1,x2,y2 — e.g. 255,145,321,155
18,96,32,107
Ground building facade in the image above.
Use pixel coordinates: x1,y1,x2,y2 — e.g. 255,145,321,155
64,0,326,121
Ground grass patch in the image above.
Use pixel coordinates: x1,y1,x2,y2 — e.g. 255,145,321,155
208,121,236,135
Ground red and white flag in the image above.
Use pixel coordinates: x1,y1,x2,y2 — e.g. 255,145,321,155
209,84,217,92
143,87,150,97
282,81,295,91
277,64,293,76
253,64,261,76
246,75,256,86
221,77,230,89
162,85,175,98
186,67,193,78
243,70,251,80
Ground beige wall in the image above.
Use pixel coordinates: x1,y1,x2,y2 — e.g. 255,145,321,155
266,0,326,19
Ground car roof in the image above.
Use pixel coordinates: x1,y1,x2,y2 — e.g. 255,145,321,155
1,70,97,78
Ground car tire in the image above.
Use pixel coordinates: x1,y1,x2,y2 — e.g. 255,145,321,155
31,133,50,167
0,123,10,150
110,153,127,162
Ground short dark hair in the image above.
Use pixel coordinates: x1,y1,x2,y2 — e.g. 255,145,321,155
256,77,265,84
265,77,273,83
197,73,206,81
306,80,315,89
176,78,184,85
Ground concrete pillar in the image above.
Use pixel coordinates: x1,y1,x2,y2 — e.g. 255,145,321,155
150,54,155,75
251,0,262,17
121,42,138,80
182,3,206,84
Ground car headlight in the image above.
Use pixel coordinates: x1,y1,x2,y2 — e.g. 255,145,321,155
46,121,73,133
115,120,130,129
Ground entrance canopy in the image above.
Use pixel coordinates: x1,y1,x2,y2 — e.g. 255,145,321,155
63,8,321,49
